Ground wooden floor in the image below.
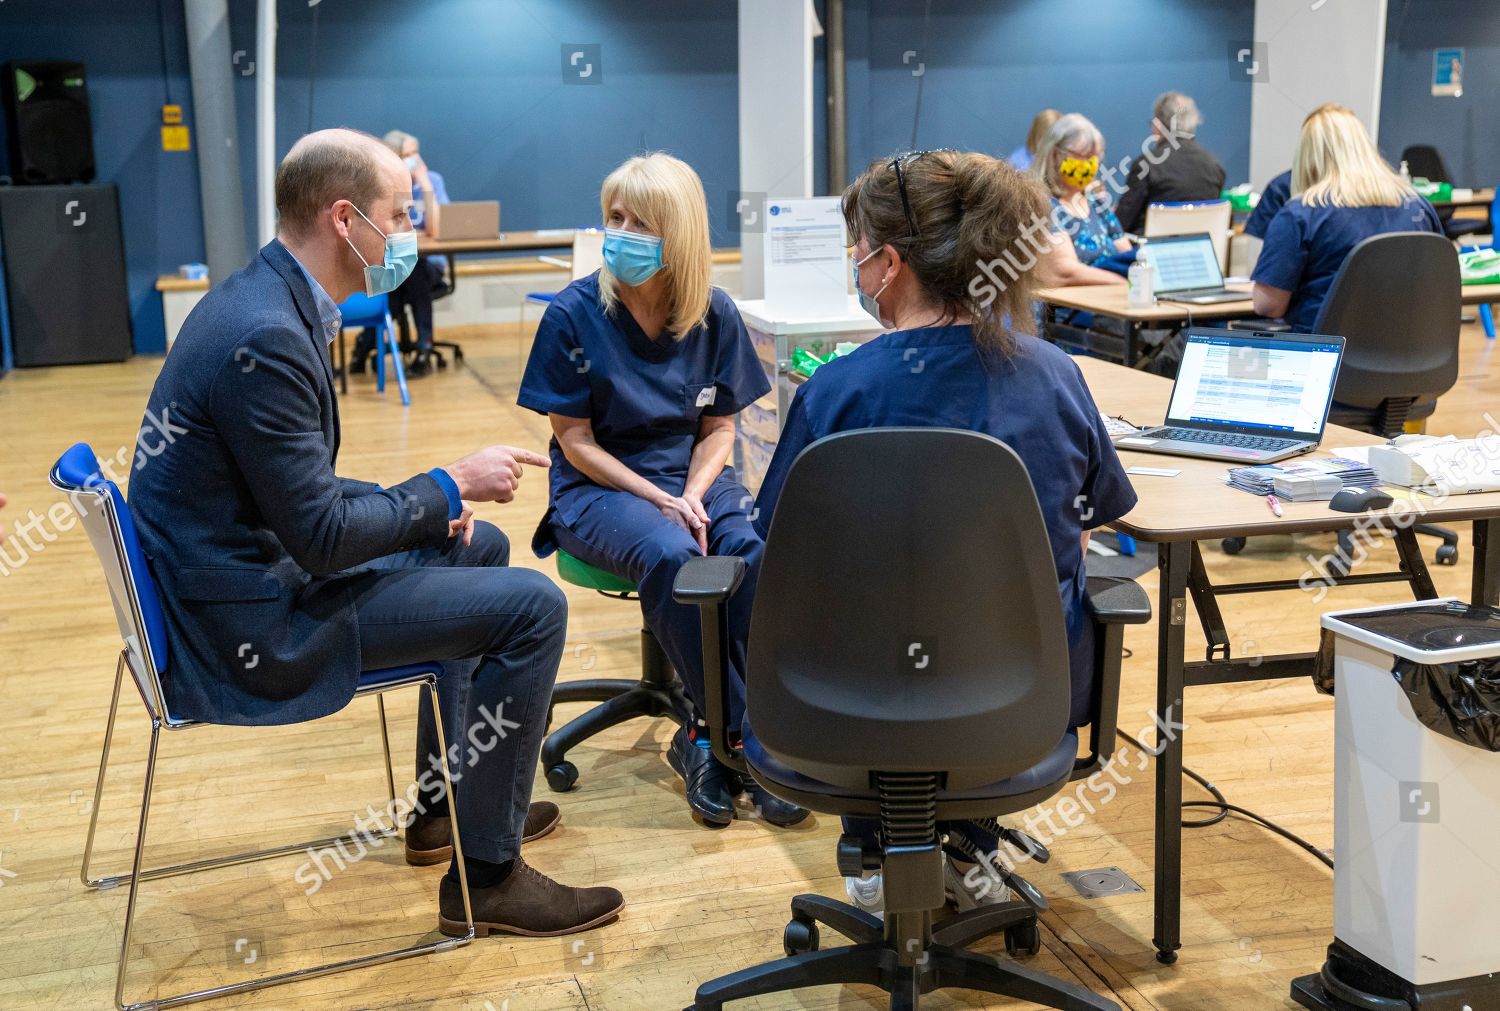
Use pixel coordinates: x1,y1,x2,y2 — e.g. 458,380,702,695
0,317,1495,1010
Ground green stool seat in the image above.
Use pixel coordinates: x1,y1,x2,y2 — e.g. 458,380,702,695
555,549,637,595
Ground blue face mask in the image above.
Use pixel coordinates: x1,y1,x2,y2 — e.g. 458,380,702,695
347,204,419,296
603,227,665,286
853,246,891,326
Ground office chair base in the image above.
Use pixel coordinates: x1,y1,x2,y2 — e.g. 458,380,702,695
541,630,691,792
688,937,1118,1011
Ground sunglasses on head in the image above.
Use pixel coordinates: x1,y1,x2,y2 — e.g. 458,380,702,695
886,148,957,239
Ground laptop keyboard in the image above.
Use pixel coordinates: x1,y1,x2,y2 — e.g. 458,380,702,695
1153,427,1299,452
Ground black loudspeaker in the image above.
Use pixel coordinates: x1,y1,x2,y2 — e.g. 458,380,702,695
1,60,96,184
0,184,132,365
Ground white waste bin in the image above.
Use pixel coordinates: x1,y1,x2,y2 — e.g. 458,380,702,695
1292,598,1500,1010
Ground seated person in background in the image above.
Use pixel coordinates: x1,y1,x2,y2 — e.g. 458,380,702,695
1244,169,1292,240
350,129,450,377
755,149,1137,912
518,152,808,830
127,128,623,938
1005,107,1060,172
1252,103,1441,331
1114,91,1227,234
1034,114,1129,285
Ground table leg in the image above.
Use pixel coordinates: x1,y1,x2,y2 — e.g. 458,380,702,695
1473,518,1500,605
1125,322,1139,368
1153,539,1189,965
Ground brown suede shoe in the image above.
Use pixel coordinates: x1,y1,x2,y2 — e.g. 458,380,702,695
404,801,561,866
437,859,624,937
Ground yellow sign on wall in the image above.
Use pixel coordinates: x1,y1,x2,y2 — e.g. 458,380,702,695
161,125,191,152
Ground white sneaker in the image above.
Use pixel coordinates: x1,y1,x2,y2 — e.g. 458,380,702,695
844,872,885,917
944,855,1012,911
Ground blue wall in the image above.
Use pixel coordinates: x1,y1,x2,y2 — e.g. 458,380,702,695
2,0,1258,356
1380,0,1500,187
831,0,1254,190
0,0,203,357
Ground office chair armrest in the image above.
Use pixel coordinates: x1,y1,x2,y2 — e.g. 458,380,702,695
672,556,746,604
673,556,749,773
1084,576,1151,625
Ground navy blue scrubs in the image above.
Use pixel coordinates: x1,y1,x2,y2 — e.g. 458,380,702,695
517,273,771,723
755,324,1137,729
1244,170,1291,240
1251,194,1441,332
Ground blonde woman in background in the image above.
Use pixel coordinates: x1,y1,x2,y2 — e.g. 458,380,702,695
517,153,807,830
1251,103,1441,330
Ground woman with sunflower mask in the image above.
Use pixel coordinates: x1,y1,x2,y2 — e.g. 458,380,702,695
1034,113,1130,286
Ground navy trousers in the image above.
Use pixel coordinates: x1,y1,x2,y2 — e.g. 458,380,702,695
547,477,762,727
347,521,566,864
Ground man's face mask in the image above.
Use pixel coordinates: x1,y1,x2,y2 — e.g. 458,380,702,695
346,203,418,296
1057,153,1100,189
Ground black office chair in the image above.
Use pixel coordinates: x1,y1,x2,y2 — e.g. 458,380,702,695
393,254,465,368
1399,144,1486,241
673,428,1148,1011
1226,232,1463,566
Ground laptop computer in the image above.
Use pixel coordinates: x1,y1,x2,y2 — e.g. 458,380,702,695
432,200,500,241
1114,328,1346,464
1145,232,1248,304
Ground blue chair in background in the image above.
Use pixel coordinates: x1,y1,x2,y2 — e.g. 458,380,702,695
339,292,412,405
49,443,473,1011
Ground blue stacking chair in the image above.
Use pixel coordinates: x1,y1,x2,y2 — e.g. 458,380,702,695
339,292,412,405
49,443,473,1011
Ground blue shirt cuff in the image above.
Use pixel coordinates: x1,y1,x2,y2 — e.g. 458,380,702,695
426,468,463,521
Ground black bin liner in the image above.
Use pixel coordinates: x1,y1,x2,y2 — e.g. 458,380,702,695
1312,601,1500,752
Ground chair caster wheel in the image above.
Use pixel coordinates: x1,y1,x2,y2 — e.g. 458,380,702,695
1004,919,1041,957
1155,949,1178,965
1221,537,1247,555
783,917,819,957
545,761,578,792
1436,544,1459,565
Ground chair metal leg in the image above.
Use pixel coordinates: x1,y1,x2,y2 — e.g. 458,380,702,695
376,693,398,812
790,894,883,944
1481,302,1495,340
81,652,127,888
931,901,1034,949
385,317,411,407
109,677,473,1010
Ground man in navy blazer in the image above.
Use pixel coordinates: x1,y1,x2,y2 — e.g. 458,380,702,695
128,128,622,938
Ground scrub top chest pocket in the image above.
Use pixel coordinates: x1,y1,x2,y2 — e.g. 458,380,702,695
686,382,718,412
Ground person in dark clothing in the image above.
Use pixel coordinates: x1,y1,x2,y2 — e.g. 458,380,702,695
1244,169,1292,239
1114,92,1227,234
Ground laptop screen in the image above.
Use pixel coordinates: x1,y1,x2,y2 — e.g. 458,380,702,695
1146,233,1223,294
1166,332,1344,437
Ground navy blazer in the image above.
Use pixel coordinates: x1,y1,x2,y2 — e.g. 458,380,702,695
128,240,452,726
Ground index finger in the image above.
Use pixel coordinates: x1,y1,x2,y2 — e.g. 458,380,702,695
510,448,551,469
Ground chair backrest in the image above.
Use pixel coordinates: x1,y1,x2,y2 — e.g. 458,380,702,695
1400,144,1449,184
49,443,172,720
571,228,605,280
337,292,391,330
1314,231,1460,411
747,428,1071,792
1144,199,1233,270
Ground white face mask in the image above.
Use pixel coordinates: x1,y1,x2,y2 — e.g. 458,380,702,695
853,246,893,328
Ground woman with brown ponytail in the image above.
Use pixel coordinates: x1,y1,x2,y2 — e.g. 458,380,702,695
752,149,1138,915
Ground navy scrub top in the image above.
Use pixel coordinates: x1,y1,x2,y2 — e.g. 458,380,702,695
517,272,771,550
754,324,1138,728
1244,170,1291,240
1251,194,1442,332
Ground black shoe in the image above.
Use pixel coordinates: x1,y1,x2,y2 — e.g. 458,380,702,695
407,351,433,378
667,728,736,826
348,353,369,375
740,777,811,827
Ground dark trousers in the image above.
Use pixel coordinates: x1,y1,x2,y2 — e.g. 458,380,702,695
356,256,445,356
347,521,567,864
547,478,762,727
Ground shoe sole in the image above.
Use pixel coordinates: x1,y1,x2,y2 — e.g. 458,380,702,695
437,899,624,939
405,809,562,867
665,746,735,827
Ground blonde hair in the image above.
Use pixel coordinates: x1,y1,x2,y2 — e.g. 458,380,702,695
1293,104,1413,208
1032,113,1104,197
1025,109,1061,157
382,129,417,156
597,152,713,338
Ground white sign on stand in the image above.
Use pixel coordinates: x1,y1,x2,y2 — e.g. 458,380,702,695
763,196,848,317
